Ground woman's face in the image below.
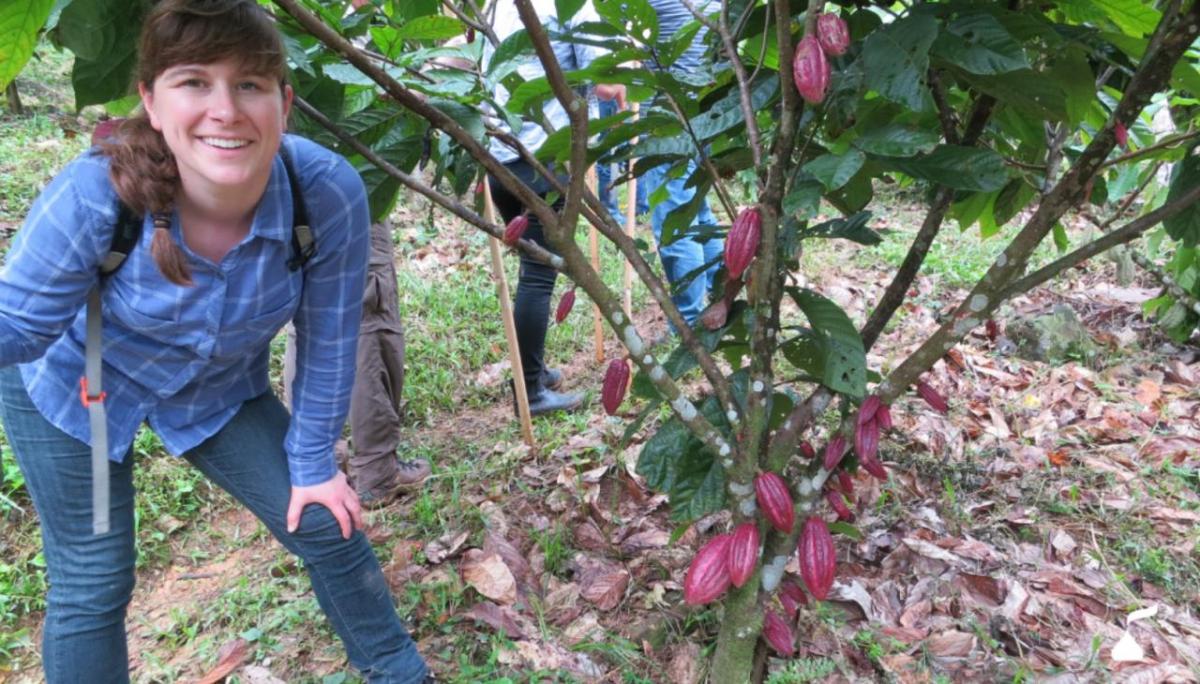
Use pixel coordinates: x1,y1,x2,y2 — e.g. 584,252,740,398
139,58,292,202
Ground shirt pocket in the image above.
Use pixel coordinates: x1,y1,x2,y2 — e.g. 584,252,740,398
212,288,301,361
104,285,190,345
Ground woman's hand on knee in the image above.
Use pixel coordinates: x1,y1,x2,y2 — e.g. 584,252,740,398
286,471,363,539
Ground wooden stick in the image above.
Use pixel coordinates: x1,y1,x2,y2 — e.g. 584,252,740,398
482,178,535,446
587,166,605,363
623,101,639,318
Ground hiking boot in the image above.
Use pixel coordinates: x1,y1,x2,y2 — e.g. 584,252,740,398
541,367,564,391
358,458,431,509
526,387,583,417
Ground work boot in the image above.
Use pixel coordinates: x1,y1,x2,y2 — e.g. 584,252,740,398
527,387,583,416
541,367,564,391
358,458,431,509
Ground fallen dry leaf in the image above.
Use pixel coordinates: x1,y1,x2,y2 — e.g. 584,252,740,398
464,601,529,639
196,638,249,684
461,549,518,605
576,557,630,611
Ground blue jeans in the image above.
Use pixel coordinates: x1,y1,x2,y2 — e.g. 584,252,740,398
642,159,724,326
0,366,427,684
595,100,649,223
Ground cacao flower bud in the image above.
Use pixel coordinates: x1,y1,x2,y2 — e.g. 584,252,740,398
827,490,853,521
555,288,576,324
792,35,830,105
798,516,835,600
916,379,949,414
601,359,630,416
799,441,816,461
92,117,125,145
763,609,796,657
683,533,733,605
816,13,850,56
503,214,529,245
779,579,808,619
822,434,847,472
727,522,760,588
854,417,879,468
836,471,854,496
857,395,880,427
754,472,795,534
1114,121,1128,149
724,207,762,281
875,403,893,431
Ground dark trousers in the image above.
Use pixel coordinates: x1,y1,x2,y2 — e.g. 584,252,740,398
488,160,564,397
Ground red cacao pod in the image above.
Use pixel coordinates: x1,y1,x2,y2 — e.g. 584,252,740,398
503,214,529,245
763,609,796,657
724,207,762,281
985,318,999,341
826,490,853,521
792,35,830,105
857,395,880,427
854,417,879,468
859,452,888,480
779,579,808,619
555,288,576,324
875,402,893,431
683,533,733,605
699,297,730,331
91,117,125,145
1114,121,1128,149
836,471,854,496
754,472,795,534
916,379,948,414
601,359,630,415
798,516,835,600
816,13,850,56
727,522,760,588
822,434,847,472
799,440,816,461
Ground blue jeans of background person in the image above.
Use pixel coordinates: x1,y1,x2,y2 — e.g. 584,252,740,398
642,159,724,326
596,100,649,223
0,366,427,684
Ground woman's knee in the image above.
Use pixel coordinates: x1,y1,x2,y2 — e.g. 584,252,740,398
47,563,137,623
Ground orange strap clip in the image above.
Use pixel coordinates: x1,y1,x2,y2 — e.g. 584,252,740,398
79,377,106,407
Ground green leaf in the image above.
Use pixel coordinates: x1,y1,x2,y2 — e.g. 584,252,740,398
1052,222,1069,253
689,76,778,141
860,14,937,112
487,29,532,77
801,211,879,245
0,0,54,91
1164,149,1200,247
784,288,867,399
828,521,863,541
54,0,143,107
931,13,1028,75
394,15,462,41
636,396,729,523
802,150,865,192
1058,0,1160,37
878,145,1009,193
783,177,823,221
852,124,939,157
555,0,587,23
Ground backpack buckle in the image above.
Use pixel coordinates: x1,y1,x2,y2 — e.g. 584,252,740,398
79,377,106,407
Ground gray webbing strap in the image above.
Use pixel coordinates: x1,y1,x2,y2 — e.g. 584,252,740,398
84,287,110,535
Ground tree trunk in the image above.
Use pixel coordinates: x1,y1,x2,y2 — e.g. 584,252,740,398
709,582,761,683
6,82,24,116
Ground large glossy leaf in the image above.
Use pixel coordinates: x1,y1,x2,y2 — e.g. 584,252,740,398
878,145,1008,193
860,14,937,112
394,15,462,41
1058,0,1160,37
803,150,865,192
801,211,879,245
0,0,54,91
636,395,729,523
689,76,778,142
784,288,867,398
1164,148,1200,247
852,123,940,157
54,0,143,107
930,13,1028,75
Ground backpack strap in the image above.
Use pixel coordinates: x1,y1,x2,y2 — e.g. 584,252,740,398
280,145,316,270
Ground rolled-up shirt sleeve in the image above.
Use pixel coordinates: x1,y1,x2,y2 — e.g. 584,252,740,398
283,153,370,487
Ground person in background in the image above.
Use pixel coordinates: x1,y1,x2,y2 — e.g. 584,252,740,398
0,1,428,680
485,0,625,416
642,0,723,328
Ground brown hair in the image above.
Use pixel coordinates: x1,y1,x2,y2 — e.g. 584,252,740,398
101,0,288,285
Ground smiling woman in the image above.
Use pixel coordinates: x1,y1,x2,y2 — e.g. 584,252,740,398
0,1,429,682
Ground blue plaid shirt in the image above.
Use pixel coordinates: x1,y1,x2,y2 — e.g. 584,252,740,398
0,135,368,487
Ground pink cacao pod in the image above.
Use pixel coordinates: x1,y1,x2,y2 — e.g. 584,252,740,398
754,472,795,534
822,434,847,472
827,490,853,521
91,117,125,145
798,516,835,600
1114,122,1129,148
799,440,816,461
854,417,879,468
503,214,529,245
724,207,762,281
857,395,880,427
727,522,760,588
555,288,576,324
859,452,888,480
779,579,808,619
836,470,854,496
601,359,630,415
816,13,850,56
985,318,999,342
792,35,830,105
917,379,948,414
683,533,733,605
875,403,893,431
763,609,796,657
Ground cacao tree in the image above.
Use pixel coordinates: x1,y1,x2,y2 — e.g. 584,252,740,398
11,0,1200,680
